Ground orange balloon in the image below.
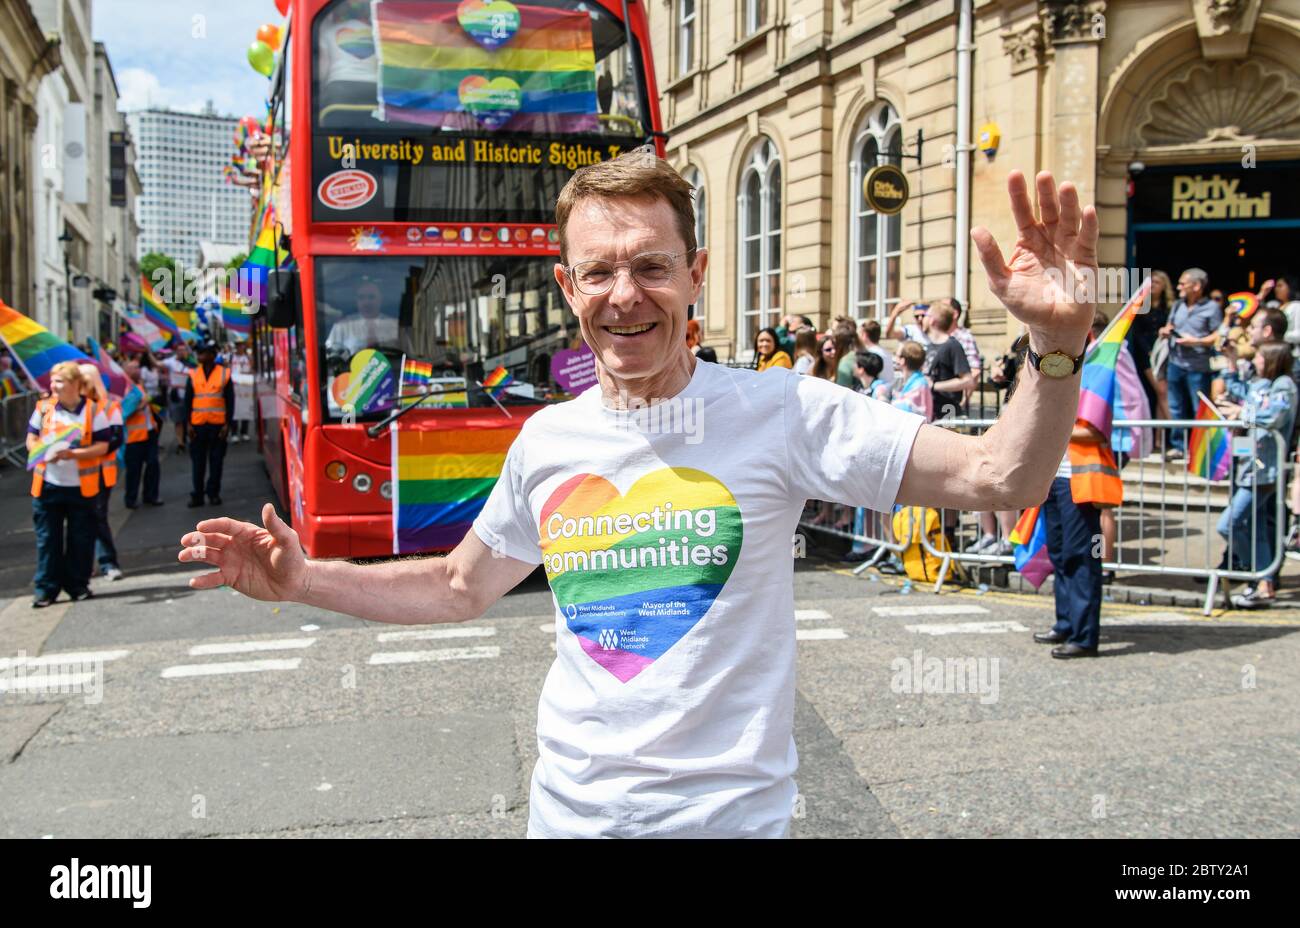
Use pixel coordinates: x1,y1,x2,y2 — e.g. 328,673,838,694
256,23,282,51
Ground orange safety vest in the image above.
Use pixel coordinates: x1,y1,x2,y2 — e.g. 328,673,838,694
30,398,100,498
95,397,119,488
189,364,230,426
1067,434,1123,509
125,386,154,444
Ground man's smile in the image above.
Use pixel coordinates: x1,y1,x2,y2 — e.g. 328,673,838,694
604,322,658,337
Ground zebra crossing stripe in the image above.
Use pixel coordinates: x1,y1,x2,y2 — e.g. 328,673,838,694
904,618,1024,631
161,658,302,678
872,605,991,617
0,650,129,671
376,627,496,643
188,638,316,656
0,672,98,693
795,609,832,621
367,646,500,665
797,628,847,640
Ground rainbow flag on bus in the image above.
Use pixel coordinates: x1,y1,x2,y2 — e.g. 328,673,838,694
1188,393,1232,481
372,0,599,133
219,288,253,341
391,420,523,553
237,205,289,305
0,300,90,389
399,355,435,408
1009,506,1052,590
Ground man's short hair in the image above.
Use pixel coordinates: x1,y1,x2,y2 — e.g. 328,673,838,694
899,340,926,371
798,315,813,328
945,296,963,322
555,148,697,265
861,319,881,343
1257,307,1288,339
1182,267,1209,290
930,304,957,332
854,351,883,379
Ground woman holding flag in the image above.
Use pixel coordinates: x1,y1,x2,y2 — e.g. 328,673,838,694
26,361,112,607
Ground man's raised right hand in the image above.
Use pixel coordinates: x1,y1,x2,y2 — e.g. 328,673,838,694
179,503,309,602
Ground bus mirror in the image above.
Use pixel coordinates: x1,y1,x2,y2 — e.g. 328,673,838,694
266,265,299,329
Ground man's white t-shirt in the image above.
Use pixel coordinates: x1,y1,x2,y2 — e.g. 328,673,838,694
473,359,924,837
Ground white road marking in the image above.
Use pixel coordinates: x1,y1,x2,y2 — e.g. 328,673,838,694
367,646,500,665
904,620,1029,636
795,609,832,621
0,649,129,671
1103,612,1198,625
0,672,98,693
873,604,991,617
300,624,320,632
188,638,316,656
797,628,847,640
161,658,302,678
376,627,496,642
539,623,555,633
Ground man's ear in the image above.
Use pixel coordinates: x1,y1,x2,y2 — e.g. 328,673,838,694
554,263,576,308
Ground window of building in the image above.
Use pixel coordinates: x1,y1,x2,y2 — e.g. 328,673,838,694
744,0,767,36
683,166,706,320
678,0,697,77
737,138,780,356
849,103,903,322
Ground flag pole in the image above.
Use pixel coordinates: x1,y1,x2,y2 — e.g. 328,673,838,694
1083,277,1152,363
477,381,513,418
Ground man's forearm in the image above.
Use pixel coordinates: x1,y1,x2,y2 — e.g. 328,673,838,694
300,556,478,625
978,352,1081,508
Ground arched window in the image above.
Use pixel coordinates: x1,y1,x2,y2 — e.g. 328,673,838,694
683,166,706,320
849,104,903,321
737,138,781,356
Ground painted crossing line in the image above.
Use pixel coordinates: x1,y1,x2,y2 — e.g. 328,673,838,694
904,620,1029,636
0,672,98,694
797,628,847,641
539,623,555,634
188,638,316,656
376,627,496,643
368,646,500,665
795,609,832,621
0,649,129,671
161,658,302,679
872,604,991,617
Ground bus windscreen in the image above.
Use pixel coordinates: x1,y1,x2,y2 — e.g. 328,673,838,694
312,0,648,224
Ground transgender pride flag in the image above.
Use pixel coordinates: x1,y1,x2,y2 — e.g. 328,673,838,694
1009,506,1052,590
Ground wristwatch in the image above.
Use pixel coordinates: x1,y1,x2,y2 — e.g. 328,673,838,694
1026,342,1087,378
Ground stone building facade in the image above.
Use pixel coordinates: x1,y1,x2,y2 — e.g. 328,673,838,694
645,0,1300,360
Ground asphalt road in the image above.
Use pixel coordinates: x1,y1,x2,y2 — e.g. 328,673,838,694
1,438,1298,838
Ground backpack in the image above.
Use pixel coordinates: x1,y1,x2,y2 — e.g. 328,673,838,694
891,506,966,584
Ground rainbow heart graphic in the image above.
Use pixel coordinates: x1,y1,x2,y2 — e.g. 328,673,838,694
335,24,374,59
457,0,521,50
333,348,396,415
540,468,743,683
458,75,521,128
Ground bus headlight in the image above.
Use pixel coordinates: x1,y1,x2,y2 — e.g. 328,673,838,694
353,472,373,493
325,461,347,482
379,481,393,500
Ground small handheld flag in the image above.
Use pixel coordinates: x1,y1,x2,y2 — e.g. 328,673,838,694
1188,392,1232,481
1009,506,1053,590
28,424,82,471
399,355,435,408
481,365,514,400
1225,291,1259,321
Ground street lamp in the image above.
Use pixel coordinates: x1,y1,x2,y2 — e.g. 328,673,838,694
58,229,74,342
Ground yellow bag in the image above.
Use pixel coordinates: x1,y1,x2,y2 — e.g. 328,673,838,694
891,506,964,584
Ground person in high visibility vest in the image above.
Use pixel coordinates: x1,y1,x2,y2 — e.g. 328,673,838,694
120,358,163,509
27,361,112,608
184,340,233,507
79,363,125,582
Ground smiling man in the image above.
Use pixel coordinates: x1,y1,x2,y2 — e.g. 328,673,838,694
179,150,1098,838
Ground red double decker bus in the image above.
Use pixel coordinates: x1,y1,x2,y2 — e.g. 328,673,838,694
250,0,663,558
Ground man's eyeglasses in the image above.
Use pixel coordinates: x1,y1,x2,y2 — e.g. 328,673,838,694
565,251,685,296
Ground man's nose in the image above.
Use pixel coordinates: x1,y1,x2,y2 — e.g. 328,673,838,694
606,267,643,307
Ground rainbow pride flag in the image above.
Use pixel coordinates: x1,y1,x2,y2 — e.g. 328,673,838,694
27,424,82,471
0,300,90,389
373,0,598,132
218,288,253,341
1225,291,1259,321
118,304,169,352
1188,393,1232,481
482,365,514,399
399,355,435,408
87,336,128,398
391,421,522,553
140,275,183,343
237,206,289,305
1077,279,1151,440
1009,506,1052,590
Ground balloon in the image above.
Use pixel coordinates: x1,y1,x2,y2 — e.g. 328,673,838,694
275,0,291,16
256,24,282,51
247,40,275,77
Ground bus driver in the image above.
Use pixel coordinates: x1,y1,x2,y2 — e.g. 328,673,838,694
324,277,400,362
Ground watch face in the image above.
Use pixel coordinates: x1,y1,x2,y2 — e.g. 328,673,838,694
1040,352,1075,378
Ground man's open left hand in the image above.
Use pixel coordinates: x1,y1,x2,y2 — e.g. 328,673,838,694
971,170,1099,352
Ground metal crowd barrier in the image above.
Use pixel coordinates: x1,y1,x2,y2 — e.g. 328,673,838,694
800,417,1288,615
1,391,39,468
